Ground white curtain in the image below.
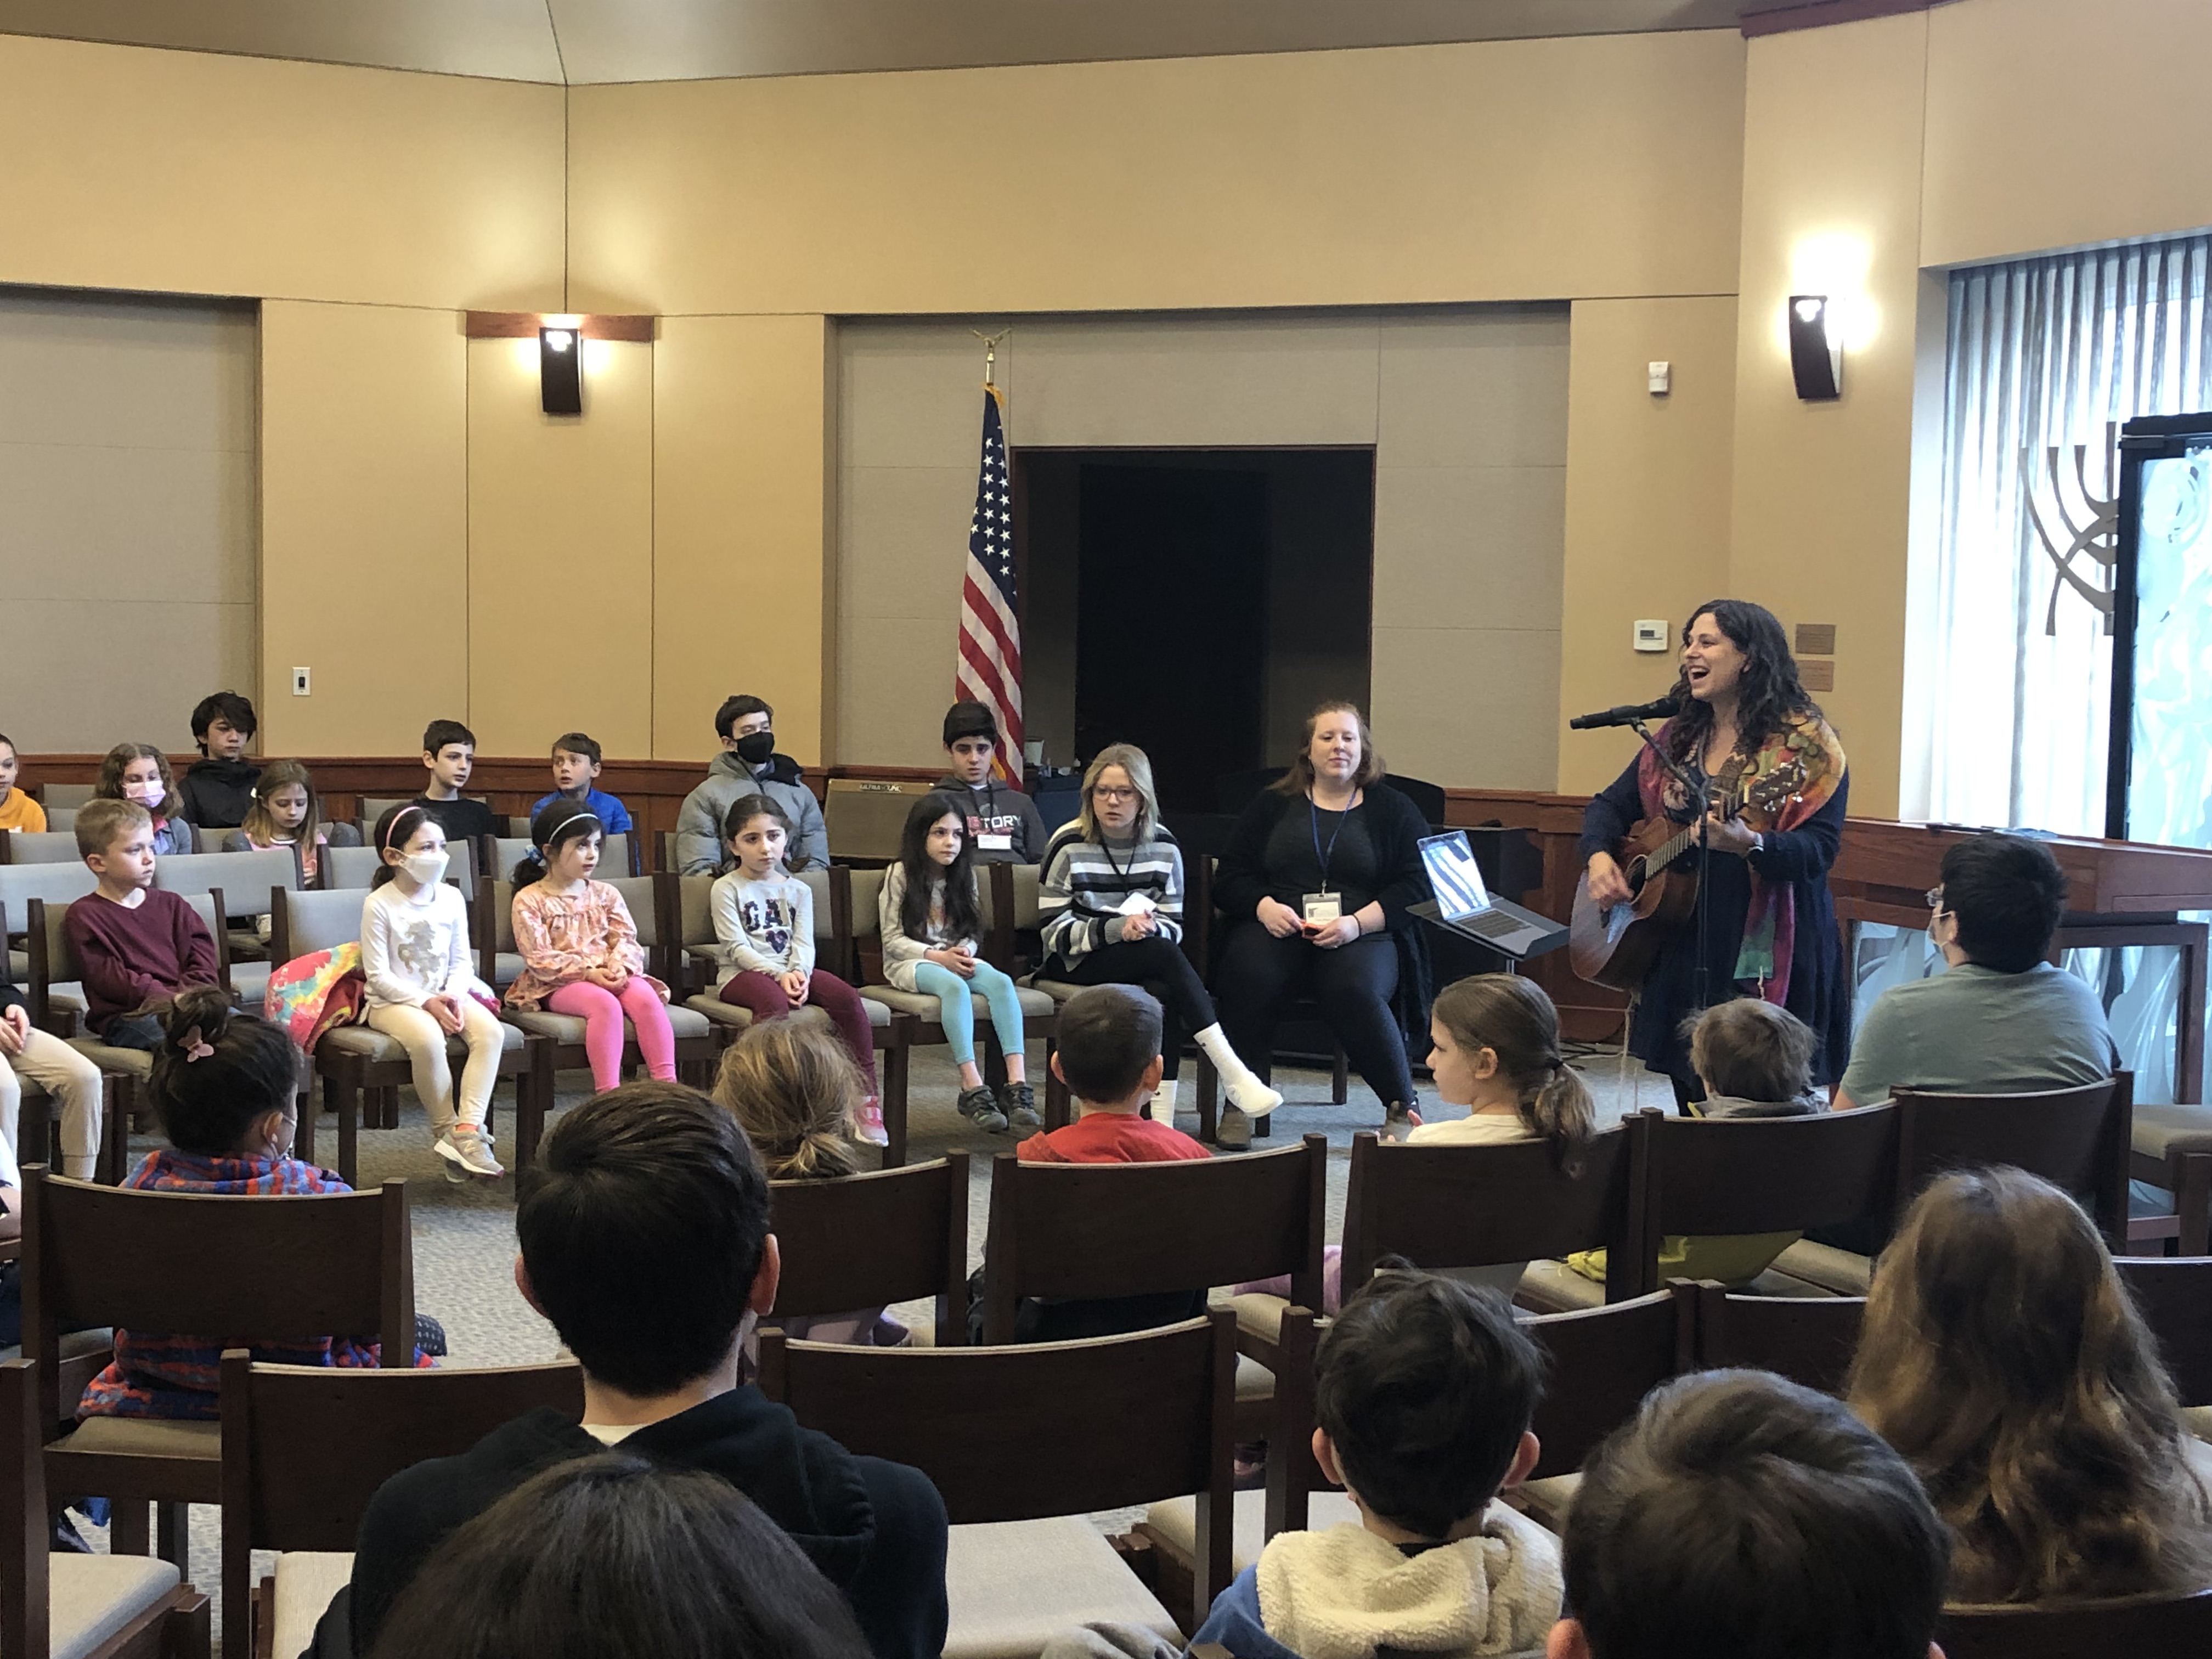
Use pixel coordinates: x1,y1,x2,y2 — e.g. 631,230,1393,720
1925,234,2212,833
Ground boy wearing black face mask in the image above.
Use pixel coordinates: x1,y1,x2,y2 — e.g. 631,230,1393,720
674,696,830,877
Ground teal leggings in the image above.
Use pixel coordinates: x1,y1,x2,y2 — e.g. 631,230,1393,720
911,960,1025,1066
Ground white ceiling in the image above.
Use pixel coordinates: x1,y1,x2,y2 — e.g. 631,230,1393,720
0,0,1768,86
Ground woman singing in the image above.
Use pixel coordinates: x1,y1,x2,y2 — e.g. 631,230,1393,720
1579,600,1850,1104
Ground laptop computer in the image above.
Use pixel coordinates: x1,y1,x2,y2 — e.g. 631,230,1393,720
1408,830,1565,958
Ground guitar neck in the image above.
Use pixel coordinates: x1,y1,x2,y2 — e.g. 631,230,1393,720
1644,784,1747,879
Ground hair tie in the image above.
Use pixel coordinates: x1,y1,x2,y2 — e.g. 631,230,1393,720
179,1026,215,1063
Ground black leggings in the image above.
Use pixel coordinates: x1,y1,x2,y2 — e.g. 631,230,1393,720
1214,924,1414,1108
1048,938,1216,1081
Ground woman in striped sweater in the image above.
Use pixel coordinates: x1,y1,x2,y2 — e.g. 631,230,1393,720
1037,744,1280,1130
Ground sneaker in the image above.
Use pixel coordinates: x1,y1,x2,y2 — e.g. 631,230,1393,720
437,1126,505,1178
1225,1076,1284,1118
439,1156,471,1186
1380,1101,1423,1144
855,1097,889,1147
1216,1105,1253,1150
957,1085,1009,1133
1000,1081,1041,1130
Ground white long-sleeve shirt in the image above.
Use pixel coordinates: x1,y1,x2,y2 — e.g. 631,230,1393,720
708,870,816,984
877,863,981,993
360,880,490,1009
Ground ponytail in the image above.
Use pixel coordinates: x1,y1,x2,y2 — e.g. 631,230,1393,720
711,1021,867,1181
1431,974,1594,1175
151,986,300,1156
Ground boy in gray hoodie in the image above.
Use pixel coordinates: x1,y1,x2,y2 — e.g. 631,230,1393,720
675,695,831,876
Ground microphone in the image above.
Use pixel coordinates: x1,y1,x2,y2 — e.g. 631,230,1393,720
1568,695,1683,731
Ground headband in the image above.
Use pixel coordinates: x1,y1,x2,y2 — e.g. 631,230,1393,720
530,809,603,857
382,803,429,852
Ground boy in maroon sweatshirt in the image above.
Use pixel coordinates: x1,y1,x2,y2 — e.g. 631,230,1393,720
64,798,218,1051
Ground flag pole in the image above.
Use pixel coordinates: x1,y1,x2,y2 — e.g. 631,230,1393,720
972,326,1010,391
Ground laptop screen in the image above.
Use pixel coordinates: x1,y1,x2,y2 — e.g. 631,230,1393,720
1418,832,1492,921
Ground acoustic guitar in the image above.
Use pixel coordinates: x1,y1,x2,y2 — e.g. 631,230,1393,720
1568,758,1807,992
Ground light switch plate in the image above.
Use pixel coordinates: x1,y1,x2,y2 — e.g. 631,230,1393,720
291,667,312,696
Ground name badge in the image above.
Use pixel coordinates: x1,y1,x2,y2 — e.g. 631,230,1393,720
1302,891,1342,925
978,833,1014,851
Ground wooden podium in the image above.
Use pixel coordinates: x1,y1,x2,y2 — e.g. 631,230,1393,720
1833,820,2212,1103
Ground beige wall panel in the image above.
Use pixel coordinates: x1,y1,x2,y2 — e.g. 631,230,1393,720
467,336,656,759
838,615,964,770
0,35,563,310
0,600,251,757
839,467,978,621
1560,296,1738,795
0,444,253,606
1374,625,1561,792
1730,16,1928,820
261,301,468,755
652,315,833,765
1923,0,2212,268
1371,466,1567,633
1375,309,1571,469
566,31,1746,317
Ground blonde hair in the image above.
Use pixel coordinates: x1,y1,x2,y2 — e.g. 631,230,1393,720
1430,974,1594,1173
1073,743,1160,844
75,797,151,859
96,742,180,820
1270,701,1386,795
1847,1168,2212,1604
712,1021,867,1181
241,759,324,850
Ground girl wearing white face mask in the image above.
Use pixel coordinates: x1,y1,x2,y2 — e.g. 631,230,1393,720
360,803,507,1181
96,743,191,855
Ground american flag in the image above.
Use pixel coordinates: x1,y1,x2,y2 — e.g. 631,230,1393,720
956,386,1023,781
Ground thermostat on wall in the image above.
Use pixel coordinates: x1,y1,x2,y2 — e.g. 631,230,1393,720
1633,620,1670,653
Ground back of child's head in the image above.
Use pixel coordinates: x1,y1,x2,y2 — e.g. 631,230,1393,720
517,1081,771,1396
242,759,321,845
552,731,602,765
1430,973,1595,1172
96,742,178,816
75,795,150,859
1685,998,1815,1103
1565,1369,1948,1659
1316,1271,1545,1539
190,690,258,746
721,792,791,845
422,718,475,755
1846,1166,2212,1602
516,798,603,889
1054,984,1162,1104
713,1020,866,1181
368,1452,873,1659
370,801,437,889
150,985,299,1156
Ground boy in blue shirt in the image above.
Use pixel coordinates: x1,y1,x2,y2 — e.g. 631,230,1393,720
532,732,634,834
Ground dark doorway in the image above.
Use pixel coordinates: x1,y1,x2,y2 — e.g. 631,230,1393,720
1015,449,1374,814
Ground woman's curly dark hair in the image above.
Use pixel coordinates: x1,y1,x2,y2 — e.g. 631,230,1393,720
1662,599,1824,766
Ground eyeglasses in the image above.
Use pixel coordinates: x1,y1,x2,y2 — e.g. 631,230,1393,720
1091,786,1138,803
1925,887,1948,916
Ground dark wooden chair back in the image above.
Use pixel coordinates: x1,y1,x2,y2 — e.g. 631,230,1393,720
1341,1122,1647,1300
1691,1284,1866,1397
1644,1102,1899,1245
219,1352,583,1659
981,1136,1326,1344
1937,1584,2212,1658
1894,1074,2132,1249
22,1167,414,1434
1521,1284,1697,1477
2116,1256,2212,1407
769,1154,969,1344
758,1309,1237,1629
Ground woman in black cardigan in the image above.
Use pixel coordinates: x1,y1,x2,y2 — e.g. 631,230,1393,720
1212,701,1431,1145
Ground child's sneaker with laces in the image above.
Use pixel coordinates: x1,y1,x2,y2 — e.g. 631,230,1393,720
957,1084,1009,1133
854,1097,889,1147
438,1125,504,1178
999,1081,1040,1130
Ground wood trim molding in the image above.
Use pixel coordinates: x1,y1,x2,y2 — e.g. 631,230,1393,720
1740,0,1956,37
462,311,656,342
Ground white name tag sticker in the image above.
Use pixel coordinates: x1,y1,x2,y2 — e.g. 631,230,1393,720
978,833,1014,851
1302,891,1342,925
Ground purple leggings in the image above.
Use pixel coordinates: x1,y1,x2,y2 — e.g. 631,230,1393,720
547,979,678,1091
718,969,881,1097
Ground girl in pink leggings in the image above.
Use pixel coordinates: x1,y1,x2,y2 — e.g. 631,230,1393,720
505,801,678,1090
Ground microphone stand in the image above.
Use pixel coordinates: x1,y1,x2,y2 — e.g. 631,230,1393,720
1626,716,1715,1026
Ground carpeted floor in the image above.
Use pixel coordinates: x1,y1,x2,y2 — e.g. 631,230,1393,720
66,1036,1675,1649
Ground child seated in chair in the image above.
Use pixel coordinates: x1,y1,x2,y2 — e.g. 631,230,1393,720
714,1020,906,1350
532,731,634,834
75,986,442,1422
0,732,45,831
63,798,219,1053
1188,1271,1561,1659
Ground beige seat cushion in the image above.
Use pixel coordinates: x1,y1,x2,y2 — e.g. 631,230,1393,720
54,1415,222,1458
270,1550,354,1659
2134,1103,2212,1160
2182,1404,2212,1443
684,995,860,1031
65,1040,153,1077
944,1516,1180,1659
1516,1260,1603,1311
1143,1488,1363,1576
1768,1240,1871,1295
318,1019,526,1064
1024,978,1084,1003
51,1551,182,1659
506,1005,713,1044
1510,1474,1578,1535
862,985,1058,1022
1225,1292,1291,1346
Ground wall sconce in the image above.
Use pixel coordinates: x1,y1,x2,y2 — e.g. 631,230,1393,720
1788,295,1842,400
461,312,661,419
539,325,582,416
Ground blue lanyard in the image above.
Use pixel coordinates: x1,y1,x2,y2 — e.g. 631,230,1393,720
1308,794,1351,888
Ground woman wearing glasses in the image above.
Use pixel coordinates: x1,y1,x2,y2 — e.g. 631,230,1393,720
1037,743,1283,1135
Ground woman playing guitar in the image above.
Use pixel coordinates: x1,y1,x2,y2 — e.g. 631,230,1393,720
1579,600,1850,1108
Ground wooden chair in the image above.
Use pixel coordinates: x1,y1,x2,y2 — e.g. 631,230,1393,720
2115,1256,2212,1437
1937,1585,2212,1658
218,1353,583,1659
1339,1121,1649,1306
151,848,301,1000
759,1311,1237,1651
38,785,97,811
766,1153,969,1345
269,887,545,1183
492,873,721,1167
21,1166,415,1566
0,1357,210,1659
2129,1103,2212,1256
1690,1284,1866,1396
